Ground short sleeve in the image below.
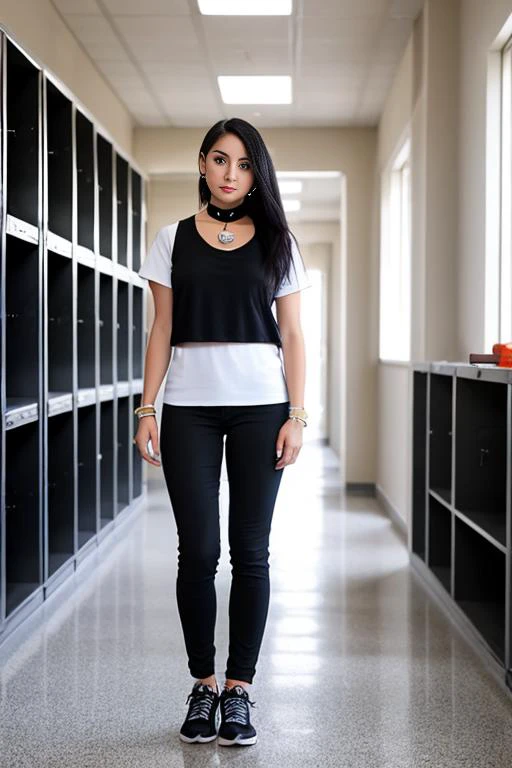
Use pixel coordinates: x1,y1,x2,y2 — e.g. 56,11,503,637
274,236,312,298
138,222,178,288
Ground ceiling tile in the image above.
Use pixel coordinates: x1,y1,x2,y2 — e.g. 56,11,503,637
301,15,381,45
104,0,189,13
52,0,102,14
114,15,200,60
64,15,128,59
210,48,292,74
301,0,389,18
201,15,291,44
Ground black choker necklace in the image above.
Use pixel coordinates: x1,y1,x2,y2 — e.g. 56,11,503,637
207,201,247,244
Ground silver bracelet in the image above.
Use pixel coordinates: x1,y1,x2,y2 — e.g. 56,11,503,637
137,412,156,420
289,415,307,426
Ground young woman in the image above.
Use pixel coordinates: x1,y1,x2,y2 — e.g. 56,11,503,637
134,117,310,747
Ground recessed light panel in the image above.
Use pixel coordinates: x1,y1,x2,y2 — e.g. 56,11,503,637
278,180,303,195
198,0,292,14
218,76,292,104
283,199,301,212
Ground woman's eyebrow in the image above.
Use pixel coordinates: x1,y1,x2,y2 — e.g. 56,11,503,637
211,149,250,161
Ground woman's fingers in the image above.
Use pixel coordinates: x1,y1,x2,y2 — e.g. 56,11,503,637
149,426,160,456
275,444,301,470
134,427,161,466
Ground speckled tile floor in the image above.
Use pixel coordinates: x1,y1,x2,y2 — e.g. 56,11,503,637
1,441,512,768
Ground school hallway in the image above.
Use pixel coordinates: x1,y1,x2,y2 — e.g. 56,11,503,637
1,440,511,768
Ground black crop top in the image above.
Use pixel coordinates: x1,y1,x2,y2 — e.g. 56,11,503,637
169,215,283,348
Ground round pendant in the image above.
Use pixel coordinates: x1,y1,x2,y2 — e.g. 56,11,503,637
218,229,235,244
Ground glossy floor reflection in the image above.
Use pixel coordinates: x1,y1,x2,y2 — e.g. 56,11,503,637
2,441,512,767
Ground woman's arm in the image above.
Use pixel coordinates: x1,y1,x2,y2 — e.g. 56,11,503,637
140,281,173,406
275,291,306,407
134,281,173,466
274,291,306,469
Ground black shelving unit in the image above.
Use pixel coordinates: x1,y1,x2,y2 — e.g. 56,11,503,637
5,236,41,409
47,251,73,396
97,134,113,261
411,361,512,692
0,31,147,644
47,412,74,577
99,274,113,386
76,110,94,252
5,421,41,617
117,278,129,382
77,265,95,389
77,404,97,548
46,78,72,242
6,38,40,227
117,397,130,514
116,154,128,268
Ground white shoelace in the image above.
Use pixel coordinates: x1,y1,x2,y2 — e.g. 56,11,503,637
222,687,256,724
185,686,216,721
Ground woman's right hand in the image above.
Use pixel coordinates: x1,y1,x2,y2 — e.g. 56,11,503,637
134,416,161,467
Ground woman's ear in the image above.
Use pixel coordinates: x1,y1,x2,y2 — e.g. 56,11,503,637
199,152,206,175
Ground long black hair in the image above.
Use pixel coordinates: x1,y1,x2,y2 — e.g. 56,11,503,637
197,117,304,301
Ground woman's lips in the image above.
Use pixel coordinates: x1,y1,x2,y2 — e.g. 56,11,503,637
220,186,236,192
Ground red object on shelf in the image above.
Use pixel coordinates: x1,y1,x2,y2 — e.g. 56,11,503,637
493,342,512,367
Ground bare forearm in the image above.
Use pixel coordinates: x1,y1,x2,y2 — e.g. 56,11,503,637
141,323,172,406
281,331,306,407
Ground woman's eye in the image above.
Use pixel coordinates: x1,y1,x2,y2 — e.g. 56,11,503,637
240,162,251,170
214,157,225,164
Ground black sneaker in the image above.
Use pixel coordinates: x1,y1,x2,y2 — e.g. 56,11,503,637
218,684,257,746
179,681,220,743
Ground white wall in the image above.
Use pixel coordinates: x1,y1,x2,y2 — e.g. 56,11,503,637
376,0,512,531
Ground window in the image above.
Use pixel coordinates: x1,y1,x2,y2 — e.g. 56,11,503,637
379,139,411,362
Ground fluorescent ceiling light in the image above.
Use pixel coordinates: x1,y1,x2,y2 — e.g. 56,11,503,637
278,180,303,195
277,171,340,179
218,76,292,104
198,0,292,14
283,199,301,212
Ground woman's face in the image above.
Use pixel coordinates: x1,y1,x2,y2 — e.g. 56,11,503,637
199,132,255,209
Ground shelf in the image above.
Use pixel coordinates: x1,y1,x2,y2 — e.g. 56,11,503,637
116,154,128,267
131,170,142,272
429,373,452,504
99,274,113,385
5,399,38,429
455,378,507,547
47,412,74,578
117,397,130,512
428,494,452,594
117,280,129,381
6,40,40,226
0,29,146,647
5,420,41,616
76,110,94,252
97,134,113,260
6,236,40,403
454,516,505,662
47,251,73,394
100,400,114,528
77,265,96,389
78,405,97,548
46,79,72,242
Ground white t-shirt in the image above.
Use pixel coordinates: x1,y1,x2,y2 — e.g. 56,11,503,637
138,219,311,406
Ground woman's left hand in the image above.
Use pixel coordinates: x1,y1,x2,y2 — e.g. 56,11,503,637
275,418,304,470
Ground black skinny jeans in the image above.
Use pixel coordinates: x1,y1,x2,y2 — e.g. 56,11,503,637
160,401,290,684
